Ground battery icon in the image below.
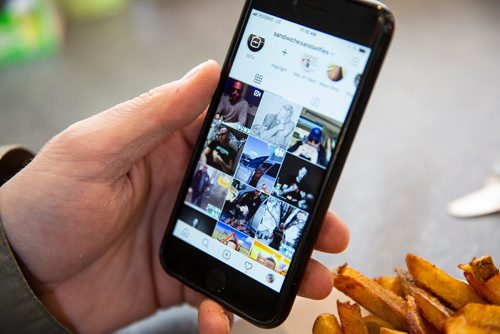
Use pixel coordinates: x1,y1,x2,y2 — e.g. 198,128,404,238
359,48,366,53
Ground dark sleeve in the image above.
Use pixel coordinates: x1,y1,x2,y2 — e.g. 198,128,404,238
317,145,328,167
288,141,301,153
0,145,69,333
208,140,217,151
228,147,237,162
0,222,70,333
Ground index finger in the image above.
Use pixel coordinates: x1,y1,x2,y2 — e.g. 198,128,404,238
314,209,349,254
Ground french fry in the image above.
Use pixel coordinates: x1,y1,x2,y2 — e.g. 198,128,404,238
484,275,500,305
405,295,427,334
333,265,408,331
455,303,500,329
461,269,500,305
337,300,369,334
380,328,408,334
363,315,395,334
460,258,500,305
319,255,500,334
374,276,403,297
396,267,452,332
406,254,485,309
313,313,343,334
444,315,492,334
469,256,499,282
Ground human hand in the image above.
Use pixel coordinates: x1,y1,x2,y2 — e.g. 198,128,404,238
327,138,332,151
275,122,287,132
0,60,349,333
213,154,224,165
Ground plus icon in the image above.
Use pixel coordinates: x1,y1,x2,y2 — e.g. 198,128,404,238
282,49,288,56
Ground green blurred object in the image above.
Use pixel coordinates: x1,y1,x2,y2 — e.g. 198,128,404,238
59,0,129,20
0,0,62,67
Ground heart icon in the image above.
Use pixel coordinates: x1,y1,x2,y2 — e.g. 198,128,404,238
245,261,253,270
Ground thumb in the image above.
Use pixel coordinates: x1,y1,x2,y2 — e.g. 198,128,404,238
46,60,220,169
198,299,233,334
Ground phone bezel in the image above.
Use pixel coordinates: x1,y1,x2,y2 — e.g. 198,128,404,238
160,0,394,327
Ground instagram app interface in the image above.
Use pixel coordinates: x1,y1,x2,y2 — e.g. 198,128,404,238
173,9,371,292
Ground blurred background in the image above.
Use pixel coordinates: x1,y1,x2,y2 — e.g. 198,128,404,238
1,0,499,333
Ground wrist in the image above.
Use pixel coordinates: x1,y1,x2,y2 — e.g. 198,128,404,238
0,214,69,333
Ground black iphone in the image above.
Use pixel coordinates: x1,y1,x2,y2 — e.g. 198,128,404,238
160,0,394,327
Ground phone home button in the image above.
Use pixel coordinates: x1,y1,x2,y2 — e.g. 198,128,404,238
206,268,226,293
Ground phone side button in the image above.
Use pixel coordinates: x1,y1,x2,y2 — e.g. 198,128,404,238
206,268,226,293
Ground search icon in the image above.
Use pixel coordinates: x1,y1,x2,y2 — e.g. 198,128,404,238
202,238,209,248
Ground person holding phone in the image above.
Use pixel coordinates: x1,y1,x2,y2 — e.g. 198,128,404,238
0,61,349,333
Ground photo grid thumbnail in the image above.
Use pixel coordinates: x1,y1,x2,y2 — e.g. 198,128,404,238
178,204,217,236
212,221,253,257
273,153,323,212
219,179,268,237
249,241,290,276
234,135,285,194
215,77,264,134
186,161,231,219
254,196,308,259
287,108,342,168
201,120,248,176
250,92,302,149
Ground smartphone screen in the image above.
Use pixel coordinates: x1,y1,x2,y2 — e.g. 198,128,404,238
171,8,371,292
162,0,393,325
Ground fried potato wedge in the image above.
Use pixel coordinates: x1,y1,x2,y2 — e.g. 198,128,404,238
405,295,427,334
396,267,452,331
444,315,494,334
455,303,500,329
374,276,403,297
337,301,368,334
334,265,408,331
363,315,395,334
380,328,408,334
460,258,500,305
469,256,499,282
484,275,500,305
313,313,343,334
461,270,500,305
406,254,485,309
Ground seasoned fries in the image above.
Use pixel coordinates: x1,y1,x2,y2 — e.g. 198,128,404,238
468,256,498,282
455,303,500,329
406,254,485,310
334,265,408,331
374,277,403,297
313,313,343,334
459,257,500,305
379,328,407,334
337,301,369,334
363,315,395,334
444,315,491,334
315,255,500,334
404,295,426,334
396,267,452,332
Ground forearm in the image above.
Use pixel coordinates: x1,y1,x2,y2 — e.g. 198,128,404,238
282,184,298,195
259,128,278,140
0,219,69,333
219,161,233,174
